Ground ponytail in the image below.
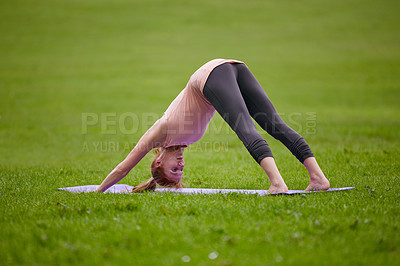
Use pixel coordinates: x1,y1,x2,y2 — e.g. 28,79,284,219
132,177,157,193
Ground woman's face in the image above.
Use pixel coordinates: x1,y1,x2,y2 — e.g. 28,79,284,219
157,146,185,182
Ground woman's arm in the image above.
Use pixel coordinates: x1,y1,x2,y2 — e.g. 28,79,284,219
95,118,166,192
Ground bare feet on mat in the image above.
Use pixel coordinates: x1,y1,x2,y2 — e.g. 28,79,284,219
268,183,289,194
305,175,330,191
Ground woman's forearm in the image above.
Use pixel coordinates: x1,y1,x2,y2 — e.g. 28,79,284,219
95,166,128,192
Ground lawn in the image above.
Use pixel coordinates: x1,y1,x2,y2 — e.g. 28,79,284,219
0,0,399,265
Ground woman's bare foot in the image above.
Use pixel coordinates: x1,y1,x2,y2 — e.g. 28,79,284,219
305,175,330,191
268,183,289,194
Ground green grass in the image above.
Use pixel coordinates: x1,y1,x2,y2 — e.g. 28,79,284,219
1,0,400,265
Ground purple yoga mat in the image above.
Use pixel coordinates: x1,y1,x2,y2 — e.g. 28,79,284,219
59,184,355,195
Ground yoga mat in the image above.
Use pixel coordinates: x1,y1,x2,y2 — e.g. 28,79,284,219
58,184,355,195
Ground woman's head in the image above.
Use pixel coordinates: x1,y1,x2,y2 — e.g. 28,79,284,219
154,145,185,181
132,146,186,193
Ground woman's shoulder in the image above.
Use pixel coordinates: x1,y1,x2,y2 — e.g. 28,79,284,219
153,117,168,137
137,117,167,150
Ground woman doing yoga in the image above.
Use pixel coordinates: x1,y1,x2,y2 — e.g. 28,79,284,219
95,59,330,194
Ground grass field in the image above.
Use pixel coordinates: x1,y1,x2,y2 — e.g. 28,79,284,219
1,0,400,265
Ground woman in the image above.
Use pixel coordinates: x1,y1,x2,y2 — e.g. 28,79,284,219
95,59,330,194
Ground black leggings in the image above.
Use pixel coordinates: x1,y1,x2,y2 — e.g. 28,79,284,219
203,63,314,164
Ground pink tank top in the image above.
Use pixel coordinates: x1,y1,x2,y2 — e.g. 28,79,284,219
162,59,243,148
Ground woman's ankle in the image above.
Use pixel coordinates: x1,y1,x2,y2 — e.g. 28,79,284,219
304,157,325,177
260,157,286,185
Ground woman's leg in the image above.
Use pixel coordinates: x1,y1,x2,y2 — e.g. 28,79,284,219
233,63,329,191
234,63,313,162
203,63,288,193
